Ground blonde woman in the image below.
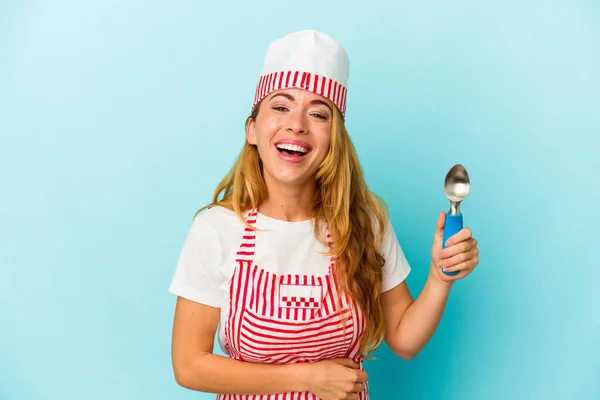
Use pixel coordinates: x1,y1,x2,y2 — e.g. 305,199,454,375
168,30,479,400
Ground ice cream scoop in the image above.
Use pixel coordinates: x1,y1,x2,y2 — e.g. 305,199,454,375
442,164,471,276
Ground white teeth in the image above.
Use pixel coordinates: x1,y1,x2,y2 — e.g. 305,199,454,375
276,143,308,153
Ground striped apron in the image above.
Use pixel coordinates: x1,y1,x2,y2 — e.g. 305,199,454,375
217,209,369,400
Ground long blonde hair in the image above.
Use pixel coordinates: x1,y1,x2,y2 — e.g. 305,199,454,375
197,101,389,357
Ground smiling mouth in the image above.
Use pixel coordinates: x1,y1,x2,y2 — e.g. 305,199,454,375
275,143,311,162
277,147,307,157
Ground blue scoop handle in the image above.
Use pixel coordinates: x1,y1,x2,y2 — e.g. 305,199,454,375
442,213,463,276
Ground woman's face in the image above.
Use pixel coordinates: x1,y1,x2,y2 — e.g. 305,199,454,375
247,88,334,189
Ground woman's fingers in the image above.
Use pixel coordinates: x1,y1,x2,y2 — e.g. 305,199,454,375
442,252,479,273
355,370,368,383
440,238,478,260
444,227,473,247
440,247,478,269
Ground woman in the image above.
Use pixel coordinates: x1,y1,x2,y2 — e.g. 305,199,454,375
168,30,479,400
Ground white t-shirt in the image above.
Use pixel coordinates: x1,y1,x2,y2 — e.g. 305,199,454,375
168,206,411,353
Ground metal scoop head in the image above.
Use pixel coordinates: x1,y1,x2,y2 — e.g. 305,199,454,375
444,164,471,214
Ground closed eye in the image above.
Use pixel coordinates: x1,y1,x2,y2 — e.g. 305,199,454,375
310,113,328,120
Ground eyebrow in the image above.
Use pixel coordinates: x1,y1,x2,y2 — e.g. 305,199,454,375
269,93,332,112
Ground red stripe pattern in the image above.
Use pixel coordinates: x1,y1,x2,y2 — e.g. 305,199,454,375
253,70,348,118
218,209,368,399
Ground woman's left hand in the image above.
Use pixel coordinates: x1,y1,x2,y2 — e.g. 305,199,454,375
430,211,479,283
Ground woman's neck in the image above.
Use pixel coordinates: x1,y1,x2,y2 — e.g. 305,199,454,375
259,177,316,222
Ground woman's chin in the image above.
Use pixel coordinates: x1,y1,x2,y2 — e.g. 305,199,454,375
266,171,316,188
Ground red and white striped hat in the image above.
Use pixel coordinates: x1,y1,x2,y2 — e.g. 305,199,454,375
253,30,350,117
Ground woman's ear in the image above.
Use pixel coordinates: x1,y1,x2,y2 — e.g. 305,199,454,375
246,117,257,145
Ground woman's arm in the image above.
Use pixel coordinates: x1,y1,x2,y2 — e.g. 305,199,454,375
380,268,452,360
381,213,480,359
171,297,367,397
172,296,305,393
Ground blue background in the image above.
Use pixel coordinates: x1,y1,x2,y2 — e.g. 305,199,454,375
1,1,598,399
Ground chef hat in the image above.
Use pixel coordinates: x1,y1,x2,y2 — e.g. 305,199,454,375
253,30,350,117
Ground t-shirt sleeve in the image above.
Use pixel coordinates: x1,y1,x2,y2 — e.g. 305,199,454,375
380,219,411,293
168,215,222,307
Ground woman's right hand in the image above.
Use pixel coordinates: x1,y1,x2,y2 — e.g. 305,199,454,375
299,358,368,400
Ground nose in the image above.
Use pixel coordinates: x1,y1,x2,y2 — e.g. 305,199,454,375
285,109,308,135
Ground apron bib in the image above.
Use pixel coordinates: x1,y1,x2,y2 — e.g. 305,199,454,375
217,209,369,400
